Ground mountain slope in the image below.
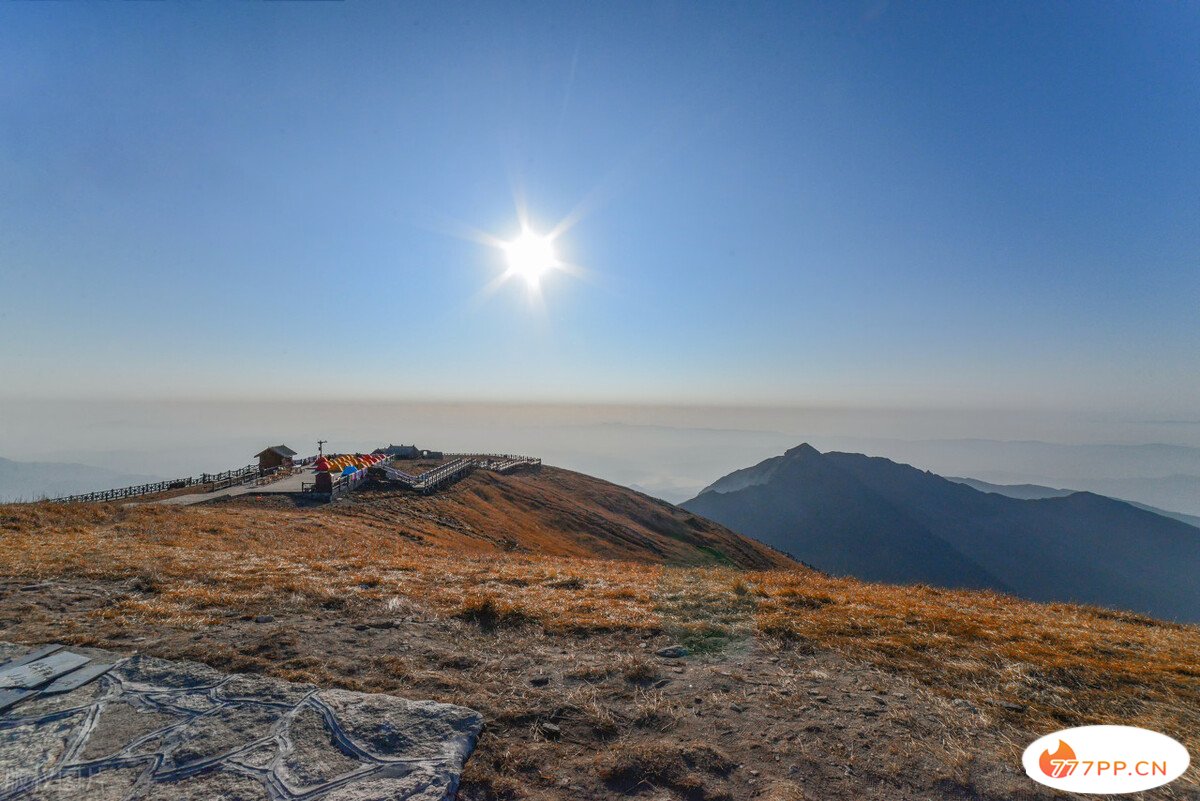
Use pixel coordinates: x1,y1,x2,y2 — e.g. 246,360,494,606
683,446,1003,588
231,464,796,570
948,475,1200,528
683,445,1200,622
0,456,161,503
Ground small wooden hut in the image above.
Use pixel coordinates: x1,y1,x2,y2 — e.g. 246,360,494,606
255,445,297,475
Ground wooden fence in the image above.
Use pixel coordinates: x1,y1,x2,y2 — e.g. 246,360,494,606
44,450,537,505
48,463,262,504
331,467,369,500
378,453,540,494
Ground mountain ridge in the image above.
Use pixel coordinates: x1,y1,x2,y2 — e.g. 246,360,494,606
947,475,1200,528
683,445,1200,622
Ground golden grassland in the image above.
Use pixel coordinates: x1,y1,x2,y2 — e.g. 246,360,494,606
2,501,1198,790
327,467,796,569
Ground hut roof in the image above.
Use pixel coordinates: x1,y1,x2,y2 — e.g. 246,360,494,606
255,445,297,458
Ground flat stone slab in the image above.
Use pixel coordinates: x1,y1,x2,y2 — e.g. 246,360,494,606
0,643,482,800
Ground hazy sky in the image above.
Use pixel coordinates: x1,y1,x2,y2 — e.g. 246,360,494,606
1,3,1197,416
4,399,1200,510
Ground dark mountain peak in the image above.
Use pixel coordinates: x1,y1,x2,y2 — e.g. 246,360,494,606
682,449,1200,622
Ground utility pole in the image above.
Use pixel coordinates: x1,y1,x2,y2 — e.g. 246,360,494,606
317,439,327,457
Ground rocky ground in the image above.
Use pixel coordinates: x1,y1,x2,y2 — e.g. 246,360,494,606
0,643,481,801
0,576,1088,801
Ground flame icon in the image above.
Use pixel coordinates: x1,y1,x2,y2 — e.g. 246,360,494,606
1039,740,1077,778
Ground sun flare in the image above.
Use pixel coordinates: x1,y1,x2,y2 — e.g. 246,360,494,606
503,229,557,287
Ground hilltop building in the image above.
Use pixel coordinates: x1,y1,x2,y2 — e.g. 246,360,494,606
255,445,297,474
374,444,421,459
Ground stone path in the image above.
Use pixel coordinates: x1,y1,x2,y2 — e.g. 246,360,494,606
0,644,482,800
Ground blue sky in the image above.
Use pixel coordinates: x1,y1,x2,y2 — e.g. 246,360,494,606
1,2,1196,414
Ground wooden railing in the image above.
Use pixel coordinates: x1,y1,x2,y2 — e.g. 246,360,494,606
413,458,475,492
203,465,259,491
45,449,538,505
256,465,302,486
474,455,542,474
49,463,262,504
378,453,540,494
380,465,420,483
331,468,369,500
50,478,202,504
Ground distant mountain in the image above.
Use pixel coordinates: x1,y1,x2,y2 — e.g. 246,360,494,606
682,445,1200,622
944,476,1074,500
798,437,1200,517
1080,474,1200,520
0,457,161,503
947,476,1200,529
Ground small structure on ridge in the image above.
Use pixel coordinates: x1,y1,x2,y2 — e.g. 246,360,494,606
255,445,297,475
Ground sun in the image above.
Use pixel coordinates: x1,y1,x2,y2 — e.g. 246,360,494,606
458,211,584,306
502,228,557,287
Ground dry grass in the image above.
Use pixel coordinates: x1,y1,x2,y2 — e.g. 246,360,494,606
0,503,668,632
596,740,735,799
2,500,1199,792
328,467,794,570
751,572,1200,754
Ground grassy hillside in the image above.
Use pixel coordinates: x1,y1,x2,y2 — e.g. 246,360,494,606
220,465,794,569
1,483,1198,799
